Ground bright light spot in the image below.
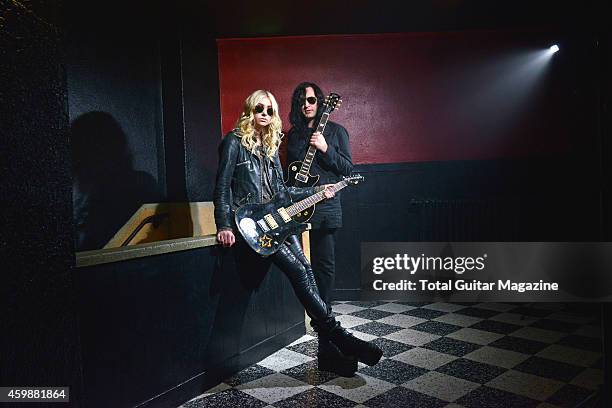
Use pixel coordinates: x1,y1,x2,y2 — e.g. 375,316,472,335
549,44,559,53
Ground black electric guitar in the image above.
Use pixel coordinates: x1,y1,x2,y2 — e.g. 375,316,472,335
285,93,342,222
235,174,363,256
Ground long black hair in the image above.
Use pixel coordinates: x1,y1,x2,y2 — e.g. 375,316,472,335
289,82,326,132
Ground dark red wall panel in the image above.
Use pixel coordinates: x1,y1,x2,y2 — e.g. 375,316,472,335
218,32,571,164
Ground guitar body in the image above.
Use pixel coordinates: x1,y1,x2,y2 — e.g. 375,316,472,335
235,190,307,257
285,160,319,223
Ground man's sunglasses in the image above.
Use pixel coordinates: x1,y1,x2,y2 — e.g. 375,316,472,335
254,104,274,115
300,96,317,105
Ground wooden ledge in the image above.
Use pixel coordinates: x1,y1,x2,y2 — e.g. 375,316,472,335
76,235,218,268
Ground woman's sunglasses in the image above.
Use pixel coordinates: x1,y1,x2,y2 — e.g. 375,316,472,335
300,96,317,106
254,104,274,115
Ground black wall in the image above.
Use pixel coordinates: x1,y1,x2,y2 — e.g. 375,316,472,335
1,0,83,403
77,247,303,407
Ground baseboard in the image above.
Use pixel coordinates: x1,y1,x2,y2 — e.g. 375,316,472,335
331,288,362,301
137,321,306,408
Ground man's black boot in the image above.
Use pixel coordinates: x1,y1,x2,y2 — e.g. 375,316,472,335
317,336,358,377
329,324,383,366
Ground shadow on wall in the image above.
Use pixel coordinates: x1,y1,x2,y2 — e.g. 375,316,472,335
71,111,160,251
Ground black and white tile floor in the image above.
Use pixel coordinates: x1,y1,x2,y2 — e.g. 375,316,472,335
179,301,604,407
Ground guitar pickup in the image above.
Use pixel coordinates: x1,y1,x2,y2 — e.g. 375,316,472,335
257,219,270,232
295,173,308,183
264,214,279,229
277,207,292,223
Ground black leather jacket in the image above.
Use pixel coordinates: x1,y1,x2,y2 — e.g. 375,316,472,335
214,131,317,231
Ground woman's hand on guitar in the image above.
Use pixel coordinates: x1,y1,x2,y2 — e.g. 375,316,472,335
217,229,236,247
322,184,335,199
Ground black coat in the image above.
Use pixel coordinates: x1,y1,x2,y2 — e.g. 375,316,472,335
213,131,316,231
285,121,353,228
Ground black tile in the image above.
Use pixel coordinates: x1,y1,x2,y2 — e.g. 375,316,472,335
436,358,506,383
469,320,521,335
403,308,447,319
411,321,462,336
351,321,403,336
457,385,540,408
345,300,388,307
286,339,318,358
529,318,580,333
557,334,603,352
546,384,597,408
513,356,585,382
454,307,500,318
423,337,481,357
364,386,447,408
274,387,355,408
489,336,548,355
349,308,394,320
183,389,268,408
281,360,339,386
223,364,276,387
370,337,414,358
511,307,554,318
395,301,434,307
359,358,427,384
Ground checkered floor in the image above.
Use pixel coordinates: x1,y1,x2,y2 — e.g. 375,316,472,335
179,301,604,408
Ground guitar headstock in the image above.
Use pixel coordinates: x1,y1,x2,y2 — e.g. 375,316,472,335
343,174,364,185
323,93,342,113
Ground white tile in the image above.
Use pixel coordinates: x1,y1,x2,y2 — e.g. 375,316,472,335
384,328,441,346
486,370,564,401
433,313,483,327
510,327,566,343
288,334,316,347
347,328,378,342
257,348,314,372
423,302,467,312
236,372,312,404
391,347,457,370
569,368,604,390
332,303,366,314
319,373,395,403
572,324,602,338
373,302,416,313
377,314,427,328
403,371,479,402
446,327,504,345
335,314,372,328
474,302,518,312
464,346,529,369
489,312,539,326
536,344,602,367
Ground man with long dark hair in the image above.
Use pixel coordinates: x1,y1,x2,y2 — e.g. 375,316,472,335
285,82,354,356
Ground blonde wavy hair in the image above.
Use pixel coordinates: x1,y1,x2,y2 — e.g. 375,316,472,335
235,90,283,159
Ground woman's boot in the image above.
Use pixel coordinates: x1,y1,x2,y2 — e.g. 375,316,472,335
316,336,358,377
328,322,383,366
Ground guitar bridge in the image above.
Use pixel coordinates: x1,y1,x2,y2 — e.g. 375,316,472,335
264,214,279,229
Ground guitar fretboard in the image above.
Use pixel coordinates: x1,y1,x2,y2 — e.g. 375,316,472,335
287,179,349,217
297,112,330,178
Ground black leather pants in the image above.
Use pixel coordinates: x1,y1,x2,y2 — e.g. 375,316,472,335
269,235,335,331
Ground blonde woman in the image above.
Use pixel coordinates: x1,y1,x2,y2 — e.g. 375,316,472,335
213,90,382,377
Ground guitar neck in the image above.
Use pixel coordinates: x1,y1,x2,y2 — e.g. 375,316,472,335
287,179,348,217
297,112,331,177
